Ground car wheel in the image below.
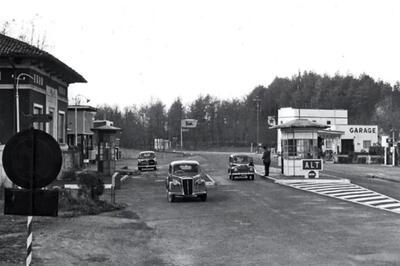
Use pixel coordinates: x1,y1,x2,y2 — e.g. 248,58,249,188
231,175,235,181
248,175,251,180
251,175,255,180
154,167,157,171
199,194,207,201
167,192,175,203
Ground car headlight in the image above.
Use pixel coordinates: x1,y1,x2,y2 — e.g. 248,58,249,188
233,167,238,172
172,179,180,186
195,178,205,185
249,166,254,171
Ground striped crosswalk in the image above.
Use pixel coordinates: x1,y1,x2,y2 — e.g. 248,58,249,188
283,181,400,214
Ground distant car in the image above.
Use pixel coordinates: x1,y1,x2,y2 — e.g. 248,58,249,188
228,154,255,180
137,151,157,171
166,160,207,202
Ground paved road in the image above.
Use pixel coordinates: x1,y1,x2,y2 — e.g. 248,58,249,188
26,151,400,265
108,152,400,265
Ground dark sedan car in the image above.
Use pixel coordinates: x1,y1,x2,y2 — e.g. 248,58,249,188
166,160,207,202
228,154,255,180
137,151,157,171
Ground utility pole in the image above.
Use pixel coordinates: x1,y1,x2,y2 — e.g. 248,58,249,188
253,97,261,149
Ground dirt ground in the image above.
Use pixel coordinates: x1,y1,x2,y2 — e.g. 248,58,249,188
0,151,193,265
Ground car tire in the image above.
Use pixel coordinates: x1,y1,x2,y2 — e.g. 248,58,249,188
251,175,255,180
154,167,157,171
231,175,235,181
167,193,175,203
199,194,207,202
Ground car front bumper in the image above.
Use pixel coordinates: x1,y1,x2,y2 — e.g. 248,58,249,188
231,172,254,176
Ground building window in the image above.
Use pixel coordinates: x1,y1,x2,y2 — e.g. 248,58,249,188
327,120,331,125
363,140,371,150
48,107,55,136
58,111,65,143
33,103,43,130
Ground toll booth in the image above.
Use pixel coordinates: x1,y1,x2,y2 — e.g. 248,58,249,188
272,119,328,177
91,125,121,176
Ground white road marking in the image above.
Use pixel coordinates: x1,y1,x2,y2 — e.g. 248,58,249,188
284,181,400,215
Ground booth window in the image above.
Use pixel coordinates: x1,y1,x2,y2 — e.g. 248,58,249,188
282,139,315,159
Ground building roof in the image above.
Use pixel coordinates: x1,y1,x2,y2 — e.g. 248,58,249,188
271,119,329,129
0,33,86,84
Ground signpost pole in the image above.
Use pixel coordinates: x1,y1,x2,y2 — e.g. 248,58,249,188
180,121,183,152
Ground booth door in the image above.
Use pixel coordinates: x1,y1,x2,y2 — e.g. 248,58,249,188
341,139,354,154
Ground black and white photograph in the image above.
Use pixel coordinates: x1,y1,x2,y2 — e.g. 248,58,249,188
1,1,400,265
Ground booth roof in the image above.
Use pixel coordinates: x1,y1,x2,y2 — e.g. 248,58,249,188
271,119,329,129
91,125,122,132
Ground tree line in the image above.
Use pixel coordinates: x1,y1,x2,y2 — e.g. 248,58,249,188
95,71,400,149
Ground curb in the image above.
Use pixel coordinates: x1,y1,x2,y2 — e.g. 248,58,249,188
205,174,216,186
255,168,350,185
366,173,400,183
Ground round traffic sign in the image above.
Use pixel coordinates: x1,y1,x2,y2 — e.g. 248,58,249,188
308,170,316,179
2,128,62,189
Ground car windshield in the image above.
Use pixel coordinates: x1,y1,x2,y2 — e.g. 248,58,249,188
233,155,251,164
173,164,199,175
139,152,155,159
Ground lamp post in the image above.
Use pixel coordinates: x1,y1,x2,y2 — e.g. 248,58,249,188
253,97,261,150
15,73,34,133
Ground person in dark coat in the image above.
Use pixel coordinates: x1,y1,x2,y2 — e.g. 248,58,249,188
262,146,271,176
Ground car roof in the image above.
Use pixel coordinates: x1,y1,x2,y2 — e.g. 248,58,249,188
139,151,155,154
230,153,253,158
170,160,199,166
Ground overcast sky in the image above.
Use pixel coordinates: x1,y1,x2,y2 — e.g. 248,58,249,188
2,0,400,108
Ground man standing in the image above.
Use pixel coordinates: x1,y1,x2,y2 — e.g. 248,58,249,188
262,146,271,176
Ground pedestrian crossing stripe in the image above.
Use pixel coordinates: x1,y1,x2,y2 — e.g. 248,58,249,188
283,181,400,215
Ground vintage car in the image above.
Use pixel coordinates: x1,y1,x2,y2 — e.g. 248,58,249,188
137,151,157,171
166,160,207,202
228,154,255,180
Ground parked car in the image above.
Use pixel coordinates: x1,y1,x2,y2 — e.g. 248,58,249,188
137,151,157,171
228,154,255,180
166,160,207,202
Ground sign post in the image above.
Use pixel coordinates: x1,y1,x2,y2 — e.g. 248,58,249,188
302,159,323,178
180,119,197,152
2,128,62,265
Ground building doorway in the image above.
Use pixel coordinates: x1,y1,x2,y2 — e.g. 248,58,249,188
341,139,354,154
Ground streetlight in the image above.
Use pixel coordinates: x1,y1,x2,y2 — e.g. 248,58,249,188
15,73,34,133
253,97,261,150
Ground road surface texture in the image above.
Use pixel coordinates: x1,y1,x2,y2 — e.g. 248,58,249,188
1,151,400,265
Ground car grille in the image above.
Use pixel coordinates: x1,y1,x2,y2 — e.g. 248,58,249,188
182,179,193,195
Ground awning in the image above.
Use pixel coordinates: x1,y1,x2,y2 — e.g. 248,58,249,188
317,129,344,138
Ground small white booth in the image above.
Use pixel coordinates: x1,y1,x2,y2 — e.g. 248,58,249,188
272,119,328,178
